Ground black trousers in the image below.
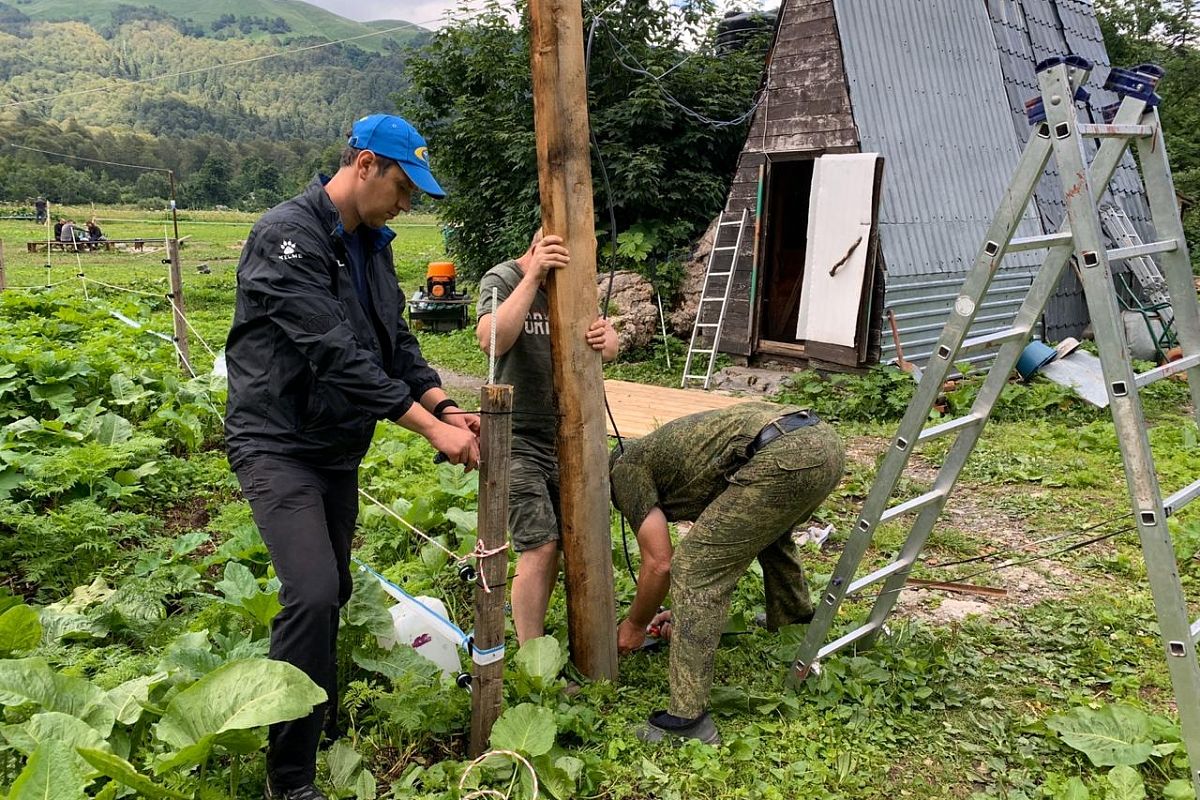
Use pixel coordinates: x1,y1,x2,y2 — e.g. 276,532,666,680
234,455,359,790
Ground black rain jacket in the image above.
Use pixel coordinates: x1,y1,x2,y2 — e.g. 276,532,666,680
224,176,441,469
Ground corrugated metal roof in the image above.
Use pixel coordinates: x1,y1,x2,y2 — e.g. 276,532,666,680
832,0,1045,364
985,0,1156,340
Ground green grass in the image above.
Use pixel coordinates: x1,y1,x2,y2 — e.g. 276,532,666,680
1,205,1198,798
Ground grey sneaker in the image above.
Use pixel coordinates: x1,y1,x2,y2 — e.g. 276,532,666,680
264,781,329,800
635,711,721,745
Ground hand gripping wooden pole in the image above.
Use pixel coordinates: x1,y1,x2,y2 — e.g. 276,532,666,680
470,384,512,756
529,0,619,681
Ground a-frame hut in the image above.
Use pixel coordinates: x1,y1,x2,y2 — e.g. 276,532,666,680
714,0,1153,369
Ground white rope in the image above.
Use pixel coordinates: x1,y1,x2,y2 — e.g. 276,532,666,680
358,488,461,561
82,277,162,297
458,750,539,800
164,294,217,358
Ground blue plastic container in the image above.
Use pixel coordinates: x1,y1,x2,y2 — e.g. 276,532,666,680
1016,340,1058,380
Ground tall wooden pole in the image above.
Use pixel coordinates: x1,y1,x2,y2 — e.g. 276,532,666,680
0,241,6,292
470,384,512,757
529,0,619,681
167,239,192,374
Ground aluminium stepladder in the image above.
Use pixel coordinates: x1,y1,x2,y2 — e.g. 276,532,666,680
682,208,749,389
789,56,1200,798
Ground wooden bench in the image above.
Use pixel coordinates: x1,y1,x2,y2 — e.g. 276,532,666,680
27,238,148,254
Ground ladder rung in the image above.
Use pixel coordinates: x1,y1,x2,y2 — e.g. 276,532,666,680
707,271,732,277
695,323,718,328
719,219,744,227
1008,232,1074,252
1109,239,1178,262
689,349,713,355
683,375,709,382
1135,353,1200,389
700,297,725,302
712,246,739,252
815,622,880,661
847,559,912,595
1164,477,1200,517
1078,123,1157,138
959,326,1029,353
881,489,946,523
917,414,982,443
1191,618,1200,645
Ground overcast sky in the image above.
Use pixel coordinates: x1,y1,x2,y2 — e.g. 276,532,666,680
301,1,485,28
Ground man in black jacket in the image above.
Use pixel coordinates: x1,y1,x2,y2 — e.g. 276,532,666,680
225,114,479,800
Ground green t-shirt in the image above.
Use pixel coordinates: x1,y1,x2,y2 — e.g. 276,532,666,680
609,401,804,529
477,260,556,459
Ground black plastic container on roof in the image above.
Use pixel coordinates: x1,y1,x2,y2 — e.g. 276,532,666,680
715,7,780,53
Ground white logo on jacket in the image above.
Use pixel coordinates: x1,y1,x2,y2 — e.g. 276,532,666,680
278,240,301,261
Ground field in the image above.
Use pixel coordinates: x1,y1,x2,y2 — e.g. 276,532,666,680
0,207,1196,799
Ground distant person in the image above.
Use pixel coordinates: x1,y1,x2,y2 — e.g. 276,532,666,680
475,229,618,645
53,218,65,240
59,219,76,244
224,114,478,800
86,218,104,249
34,197,47,224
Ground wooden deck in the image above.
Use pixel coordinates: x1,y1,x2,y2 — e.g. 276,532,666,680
603,379,750,438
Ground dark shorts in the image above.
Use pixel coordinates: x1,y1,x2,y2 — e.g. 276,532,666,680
508,453,561,552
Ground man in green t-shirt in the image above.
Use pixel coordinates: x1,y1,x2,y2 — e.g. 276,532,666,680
476,230,618,643
610,402,844,745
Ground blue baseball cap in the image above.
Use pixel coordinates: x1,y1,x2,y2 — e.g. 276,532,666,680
347,114,446,199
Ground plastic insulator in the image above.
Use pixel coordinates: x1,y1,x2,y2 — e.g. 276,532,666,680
456,672,473,690
458,563,477,583
1035,56,1066,73
1063,54,1093,71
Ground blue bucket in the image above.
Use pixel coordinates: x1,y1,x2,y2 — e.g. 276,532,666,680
1016,340,1057,380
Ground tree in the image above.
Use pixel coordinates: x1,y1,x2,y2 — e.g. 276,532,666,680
1096,0,1200,271
399,0,771,288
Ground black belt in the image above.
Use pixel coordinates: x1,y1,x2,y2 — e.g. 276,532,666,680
745,410,820,461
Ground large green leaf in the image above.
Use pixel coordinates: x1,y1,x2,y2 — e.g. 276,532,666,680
1104,765,1145,800
1063,777,1090,800
326,739,363,792
0,604,42,655
1163,780,1195,799
342,573,395,639
1,711,109,776
107,672,167,726
155,658,326,750
488,703,556,757
1046,705,1156,766
515,636,566,688
0,658,115,737
8,740,87,800
78,748,189,800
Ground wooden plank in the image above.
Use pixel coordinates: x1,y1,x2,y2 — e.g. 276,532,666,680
529,0,618,681
469,384,512,757
603,380,749,438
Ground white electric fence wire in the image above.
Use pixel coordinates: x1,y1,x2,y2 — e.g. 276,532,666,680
164,294,217,358
357,488,463,562
82,277,162,297
458,750,539,800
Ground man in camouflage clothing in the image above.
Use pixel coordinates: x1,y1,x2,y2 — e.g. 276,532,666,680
610,401,844,744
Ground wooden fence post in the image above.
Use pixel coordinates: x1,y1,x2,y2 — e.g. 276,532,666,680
0,240,6,292
529,0,619,681
470,384,513,757
167,239,192,374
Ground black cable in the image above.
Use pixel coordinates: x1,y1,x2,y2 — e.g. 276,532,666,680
922,512,1132,571
586,11,635,585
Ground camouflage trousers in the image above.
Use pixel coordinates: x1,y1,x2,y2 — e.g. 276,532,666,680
667,422,845,719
